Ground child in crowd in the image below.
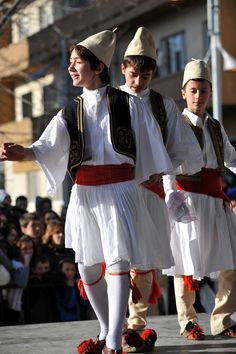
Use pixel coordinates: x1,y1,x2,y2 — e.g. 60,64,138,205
23,255,63,324
6,235,35,325
56,258,92,321
41,220,74,270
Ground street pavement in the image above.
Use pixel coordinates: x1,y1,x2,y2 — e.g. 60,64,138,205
1,313,236,354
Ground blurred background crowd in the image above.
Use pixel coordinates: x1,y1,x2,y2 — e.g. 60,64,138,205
0,190,95,326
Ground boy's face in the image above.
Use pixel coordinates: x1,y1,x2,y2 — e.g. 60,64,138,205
68,48,104,89
182,80,212,118
61,262,76,281
21,220,42,239
20,241,34,258
34,261,50,277
121,64,153,94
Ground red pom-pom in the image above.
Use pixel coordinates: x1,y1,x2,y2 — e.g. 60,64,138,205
78,279,88,300
140,329,157,344
77,339,97,354
122,330,143,348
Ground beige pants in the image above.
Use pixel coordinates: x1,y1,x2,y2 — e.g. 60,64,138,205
174,270,236,335
127,271,153,330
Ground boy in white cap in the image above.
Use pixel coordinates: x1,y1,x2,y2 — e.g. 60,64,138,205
120,27,203,352
0,30,174,354
163,58,236,340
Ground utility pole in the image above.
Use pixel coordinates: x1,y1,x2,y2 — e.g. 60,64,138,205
207,0,222,123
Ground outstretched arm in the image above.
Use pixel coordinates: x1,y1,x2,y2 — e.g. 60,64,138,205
0,143,36,161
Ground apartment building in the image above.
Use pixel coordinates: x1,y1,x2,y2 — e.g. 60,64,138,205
0,0,235,210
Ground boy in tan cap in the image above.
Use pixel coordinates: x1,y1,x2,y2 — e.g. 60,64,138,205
163,58,236,340
0,29,175,354
120,27,203,352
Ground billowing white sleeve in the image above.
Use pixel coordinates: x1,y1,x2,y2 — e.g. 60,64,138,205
30,110,70,196
129,95,173,183
221,124,236,174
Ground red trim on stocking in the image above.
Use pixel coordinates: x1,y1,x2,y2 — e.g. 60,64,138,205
78,264,105,300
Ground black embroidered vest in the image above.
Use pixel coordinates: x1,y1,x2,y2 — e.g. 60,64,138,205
149,89,167,144
177,115,227,182
63,86,136,180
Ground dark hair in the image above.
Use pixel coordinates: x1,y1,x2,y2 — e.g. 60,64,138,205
58,258,75,269
70,44,110,84
182,78,212,91
123,55,157,73
16,195,27,203
19,212,40,227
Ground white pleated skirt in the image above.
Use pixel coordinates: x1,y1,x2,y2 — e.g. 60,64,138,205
65,180,174,270
163,193,236,279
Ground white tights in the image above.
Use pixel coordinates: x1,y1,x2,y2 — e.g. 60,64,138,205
78,261,130,350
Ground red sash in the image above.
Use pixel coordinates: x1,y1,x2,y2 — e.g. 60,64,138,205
176,168,230,203
142,182,165,200
75,164,134,186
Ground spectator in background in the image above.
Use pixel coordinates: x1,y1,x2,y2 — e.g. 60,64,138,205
19,212,43,252
0,248,12,326
56,258,92,321
36,196,52,217
12,196,28,220
6,235,36,325
0,208,8,239
43,210,61,231
23,255,63,324
6,224,20,246
0,189,11,207
41,220,74,270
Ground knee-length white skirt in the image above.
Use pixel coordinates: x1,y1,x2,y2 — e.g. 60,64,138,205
163,193,236,279
65,180,174,270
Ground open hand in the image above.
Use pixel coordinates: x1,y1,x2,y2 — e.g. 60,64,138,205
0,143,27,161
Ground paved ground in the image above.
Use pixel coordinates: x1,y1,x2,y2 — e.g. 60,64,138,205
1,313,236,354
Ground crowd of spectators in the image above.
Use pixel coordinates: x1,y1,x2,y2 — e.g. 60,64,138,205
0,190,94,326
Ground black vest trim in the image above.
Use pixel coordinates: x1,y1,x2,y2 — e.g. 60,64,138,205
106,86,136,162
177,115,227,181
149,89,167,143
207,118,227,175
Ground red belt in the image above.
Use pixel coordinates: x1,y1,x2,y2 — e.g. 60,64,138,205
176,168,230,203
75,164,134,186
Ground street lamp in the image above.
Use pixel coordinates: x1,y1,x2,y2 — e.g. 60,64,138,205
207,0,236,123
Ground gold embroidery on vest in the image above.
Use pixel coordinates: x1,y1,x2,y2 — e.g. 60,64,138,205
69,96,84,173
107,87,136,161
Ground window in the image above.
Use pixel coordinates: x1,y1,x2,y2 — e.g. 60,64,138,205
22,92,33,118
158,31,186,77
17,15,30,39
39,3,54,29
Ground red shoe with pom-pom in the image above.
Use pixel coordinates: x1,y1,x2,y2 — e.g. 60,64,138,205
77,337,106,354
122,328,157,352
182,321,205,340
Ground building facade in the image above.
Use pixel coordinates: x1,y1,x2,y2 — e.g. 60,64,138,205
0,0,235,211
